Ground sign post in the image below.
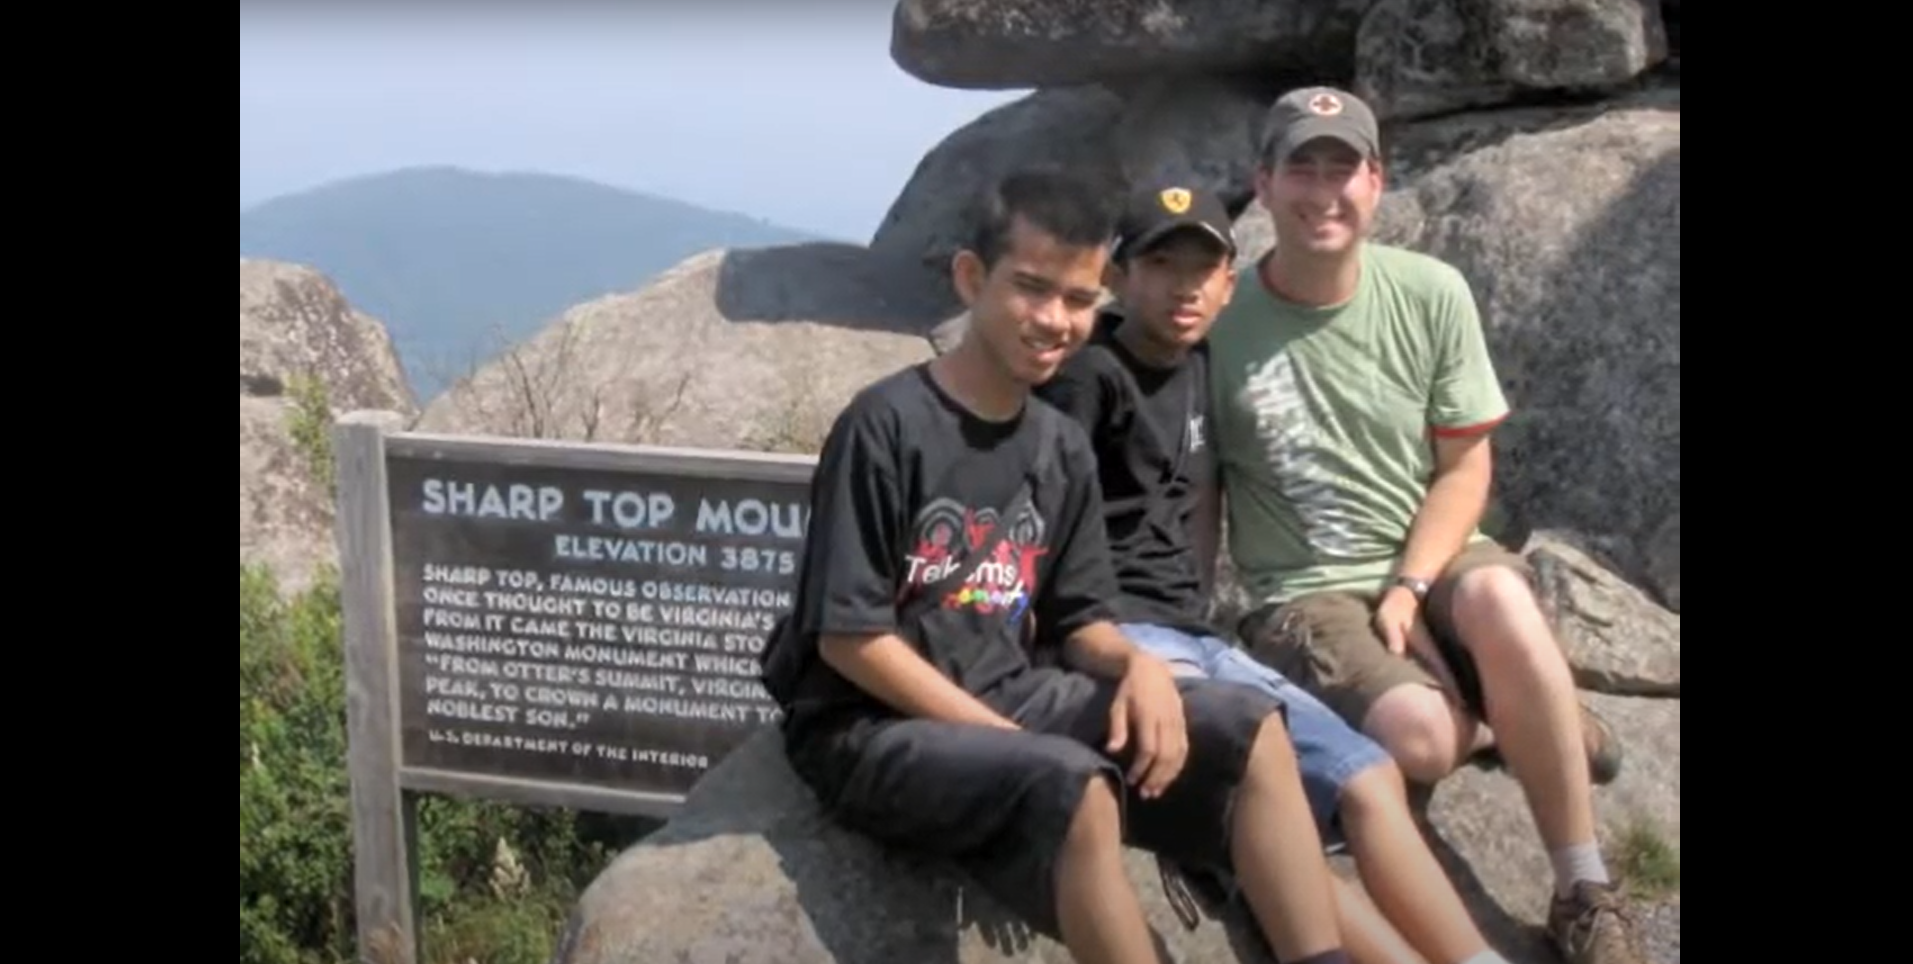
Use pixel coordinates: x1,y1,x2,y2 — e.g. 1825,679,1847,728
332,411,815,964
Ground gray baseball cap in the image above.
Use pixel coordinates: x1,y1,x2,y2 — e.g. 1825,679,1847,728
1259,86,1380,164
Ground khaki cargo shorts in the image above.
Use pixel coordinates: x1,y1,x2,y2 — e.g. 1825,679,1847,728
1236,541,1535,731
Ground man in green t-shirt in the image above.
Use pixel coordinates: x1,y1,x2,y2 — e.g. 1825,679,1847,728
1209,86,1647,964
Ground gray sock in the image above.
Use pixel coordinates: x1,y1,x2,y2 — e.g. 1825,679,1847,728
1459,951,1514,964
1549,841,1611,898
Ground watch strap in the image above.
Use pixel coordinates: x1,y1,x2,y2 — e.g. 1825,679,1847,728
1390,575,1432,600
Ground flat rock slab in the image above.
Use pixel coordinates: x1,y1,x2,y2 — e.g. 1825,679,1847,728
888,0,1367,90
552,729,1278,964
1527,532,1680,696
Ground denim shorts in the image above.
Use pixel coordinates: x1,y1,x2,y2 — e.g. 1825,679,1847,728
1118,622,1393,848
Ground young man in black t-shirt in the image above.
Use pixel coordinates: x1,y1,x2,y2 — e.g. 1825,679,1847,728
761,169,1354,964
1035,182,1514,964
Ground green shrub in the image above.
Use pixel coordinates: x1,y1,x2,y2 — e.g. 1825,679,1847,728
284,373,336,498
239,563,653,964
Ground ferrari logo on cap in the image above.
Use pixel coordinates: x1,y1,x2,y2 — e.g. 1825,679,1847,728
1308,92,1343,116
1159,187,1192,214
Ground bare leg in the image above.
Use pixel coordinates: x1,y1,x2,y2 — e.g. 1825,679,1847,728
1447,568,1594,851
1332,873,1430,964
1230,712,1345,961
1340,764,1492,964
1053,775,1157,964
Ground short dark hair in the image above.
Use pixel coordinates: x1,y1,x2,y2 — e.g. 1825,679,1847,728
963,168,1119,270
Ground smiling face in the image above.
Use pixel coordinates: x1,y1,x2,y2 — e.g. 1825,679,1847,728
952,212,1110,386
1254,136,1384,258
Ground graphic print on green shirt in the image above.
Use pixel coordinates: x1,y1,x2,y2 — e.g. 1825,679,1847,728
1208,242,1510,606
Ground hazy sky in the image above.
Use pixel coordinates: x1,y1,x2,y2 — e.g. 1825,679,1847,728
238,4,1029,242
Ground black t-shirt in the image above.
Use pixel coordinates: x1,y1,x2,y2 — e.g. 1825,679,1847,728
778,363,1120,734
1033,310,1217,634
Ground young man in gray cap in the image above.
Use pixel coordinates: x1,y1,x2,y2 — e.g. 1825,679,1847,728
1207,86,1649,964
1038,179,1518,964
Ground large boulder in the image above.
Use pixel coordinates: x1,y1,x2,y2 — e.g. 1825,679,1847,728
1354,0,1669,122
416,243,941,454
888,0,1372,90
240,259,417,413
239,259,416,593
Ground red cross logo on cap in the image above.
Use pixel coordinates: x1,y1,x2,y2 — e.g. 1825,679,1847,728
1308,92,1343,116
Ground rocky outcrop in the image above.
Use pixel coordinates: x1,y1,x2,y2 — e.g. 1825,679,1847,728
239,259,415,594
1355,0,1668,121
889,0,1368,91
416,244,940,454
889,0,1671,108
552,728,1286,964
1529,532,1680,696
1643,513,1679,611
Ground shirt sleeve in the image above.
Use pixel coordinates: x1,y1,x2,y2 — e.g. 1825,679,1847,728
1032,422,1120,644
796,399,904,639
1427,265,1512,437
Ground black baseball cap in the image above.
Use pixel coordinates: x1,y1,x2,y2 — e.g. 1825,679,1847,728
1112,181,1236,263
1258,85,1381,164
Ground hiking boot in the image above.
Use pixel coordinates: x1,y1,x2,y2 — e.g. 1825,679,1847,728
1468,703,1622,786
1547,880,1648,964
1581,703,1623,785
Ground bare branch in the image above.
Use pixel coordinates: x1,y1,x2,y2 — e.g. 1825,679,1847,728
580,387,606,443
629,371,694,444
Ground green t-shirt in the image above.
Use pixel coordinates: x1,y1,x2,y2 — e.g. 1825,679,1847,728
1209,242,1510,606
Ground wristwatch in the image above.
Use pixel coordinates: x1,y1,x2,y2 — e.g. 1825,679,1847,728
1389,576,1432,601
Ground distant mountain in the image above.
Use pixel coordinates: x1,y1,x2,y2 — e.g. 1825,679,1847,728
239,166,822,398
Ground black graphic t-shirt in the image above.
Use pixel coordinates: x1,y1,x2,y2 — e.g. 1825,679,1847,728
1034,310,1217,634
780,363,1119,733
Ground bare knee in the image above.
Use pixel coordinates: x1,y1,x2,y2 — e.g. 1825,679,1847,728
1384,733,1456,787
1450,567,1565,668
1063,773,1124,851
1449,564,1533,620
1363,688,1465,785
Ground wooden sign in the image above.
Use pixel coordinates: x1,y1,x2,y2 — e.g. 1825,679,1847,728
332,411,814,964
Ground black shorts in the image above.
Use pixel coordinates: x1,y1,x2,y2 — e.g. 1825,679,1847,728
785,667,1287,933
